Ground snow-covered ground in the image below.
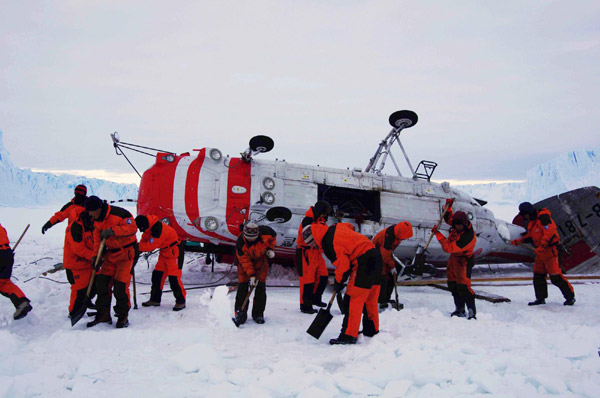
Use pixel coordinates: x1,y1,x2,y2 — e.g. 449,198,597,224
1,207,600,398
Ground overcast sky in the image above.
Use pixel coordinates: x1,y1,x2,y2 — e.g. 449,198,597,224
1,1,599,185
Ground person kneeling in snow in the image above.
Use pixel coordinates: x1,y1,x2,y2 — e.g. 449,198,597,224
135,215,186,311
0,222,33,320
303,222,382,345
432,202,477,319
234,222,276,325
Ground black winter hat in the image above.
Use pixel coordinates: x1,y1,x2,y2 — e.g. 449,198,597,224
135,215,150,232
74,184,87,196
84,196,103,211
518,202,535,215
313,200,332,219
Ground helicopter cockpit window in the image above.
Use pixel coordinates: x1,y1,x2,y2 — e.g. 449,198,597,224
318,184,381,223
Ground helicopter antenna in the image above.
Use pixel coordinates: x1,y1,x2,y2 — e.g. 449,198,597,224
110,132,176,179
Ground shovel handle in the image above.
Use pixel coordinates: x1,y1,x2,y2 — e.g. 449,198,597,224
11,224,30,252
326,289,337,311
422,199,454,252
86,239,106,297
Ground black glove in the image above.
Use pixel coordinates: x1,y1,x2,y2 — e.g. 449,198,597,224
42,221,52,234
334,280,346,293
100,228,114,239
91,256,103,272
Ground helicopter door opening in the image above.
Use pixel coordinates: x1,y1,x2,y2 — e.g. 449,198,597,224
318,184,381,223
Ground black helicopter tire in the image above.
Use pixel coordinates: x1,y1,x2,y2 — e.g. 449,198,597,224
249,135,274,153
266,206,292,223
389,110,418,129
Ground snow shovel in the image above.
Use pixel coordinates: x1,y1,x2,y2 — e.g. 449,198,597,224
71,239,106,327
390,254,406,311
391,274,403,311
306,290,337,339
412,199,454,274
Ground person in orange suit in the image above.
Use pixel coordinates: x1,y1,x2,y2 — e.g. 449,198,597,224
42,185,93,311
0,222,33,320
296,200,332,314
234,222,276,325
85,196,138,329
432,202,477,319
64,211,95,317
135,215,186,311
41,184,88,234
511,202,575,306
303,222,382,345
372,221,413,308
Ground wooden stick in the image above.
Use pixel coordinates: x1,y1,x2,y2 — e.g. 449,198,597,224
397,274,600,286
422,199,454,252
12,224,30,251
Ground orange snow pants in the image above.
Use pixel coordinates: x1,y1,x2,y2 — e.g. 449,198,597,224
65,267,93,312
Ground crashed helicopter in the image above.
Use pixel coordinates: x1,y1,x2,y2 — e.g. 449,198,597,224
111,110,600,274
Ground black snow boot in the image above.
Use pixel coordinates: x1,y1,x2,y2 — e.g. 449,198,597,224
86,309,112,328
13,300,33,320
329,333,357,345
116,314,129,329
253,315,265,324
528,299,546,306
300,304,318,314
563,297,576,306
466,297,476,320
451,295,466,317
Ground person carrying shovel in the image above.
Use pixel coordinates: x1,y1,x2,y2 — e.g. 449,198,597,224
85,196,138,329
233,222,276,325
372,221,413,309
303,222,382,345
431,200,478,319
296,200,332,314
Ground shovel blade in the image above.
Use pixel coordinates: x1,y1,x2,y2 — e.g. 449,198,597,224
392,302,404,311
306,308,333,339
70,305,87,327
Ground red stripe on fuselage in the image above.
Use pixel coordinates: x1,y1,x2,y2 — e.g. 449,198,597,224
138,153,179,221
184,149,205,234
226,158,252,236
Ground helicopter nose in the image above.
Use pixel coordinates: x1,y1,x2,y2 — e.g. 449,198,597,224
169,148,252,239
